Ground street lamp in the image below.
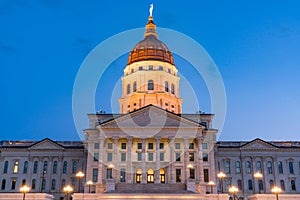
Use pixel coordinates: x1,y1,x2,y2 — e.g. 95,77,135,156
228,185,239,200
271,186,282,200
20,185,30,200
63,185,73,200
76,171,85,193
217,172,226,193
254,172,263,194
86,180,93,193
208,181,215,194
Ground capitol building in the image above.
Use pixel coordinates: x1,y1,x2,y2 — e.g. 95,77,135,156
0,9,299,200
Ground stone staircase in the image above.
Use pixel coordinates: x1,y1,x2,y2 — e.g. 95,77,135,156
111,183,192,193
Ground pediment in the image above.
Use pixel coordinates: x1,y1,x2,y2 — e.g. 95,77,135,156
99,105,203,129
28,138,64,150
240,139,277,150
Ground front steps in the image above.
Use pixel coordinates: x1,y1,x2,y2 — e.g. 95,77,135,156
111,183,190,193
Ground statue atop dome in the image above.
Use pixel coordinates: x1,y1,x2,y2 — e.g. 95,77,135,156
149,4,153,17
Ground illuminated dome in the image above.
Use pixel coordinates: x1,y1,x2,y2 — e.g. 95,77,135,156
127,16,174,65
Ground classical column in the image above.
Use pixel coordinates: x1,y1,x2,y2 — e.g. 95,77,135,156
126,137,133,183
169,137,175,183
98,137,105,184
197,136,204,184
141,138,147,183
183,137,189,182
155,137,160,183
113,137,119,182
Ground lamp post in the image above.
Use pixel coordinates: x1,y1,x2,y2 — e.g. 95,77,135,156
208,181,215,194
20,185,30,200
63,185,73,200
228,185,239,200
217,172,226,193
271,186,282,200
76,171,85,193
86,180,93,193
254,172,263,194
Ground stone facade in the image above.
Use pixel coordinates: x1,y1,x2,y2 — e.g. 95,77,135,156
0,138,87,200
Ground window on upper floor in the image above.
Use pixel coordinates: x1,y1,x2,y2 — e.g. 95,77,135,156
160,153,164,161
133,81,137,92
23,161,28,174
107,153,112,162
256,161,262,172
148,80,154,90
43,161,48,173
53,161,58,174
108,143,113,149
159,143,164,149
63,161,68,174
158,66,163,70
189,143,194,149
148,153,153,161
137,143,142,149
168,69,171,73
137,153,142,161
225,160,231,174
189,153,194,162
246,161,251,174
3,161,8,174
203,153,208,162
33,161,38,174
165,81,169,92
121,153,126,162
202,143,207,149
278,161,283,174
139,66,143,70
149,65,153,70
289,161,294,174
148,143,153,149
267,161,273,174
127,84,130,94
72,161,77,174
121,143,126,149
94,143,99,149
175,143,180,149
171,84,175,94
92,169,98,182
13,161,19,174
94,153,99,162
175,153,181,162
236,161,241,174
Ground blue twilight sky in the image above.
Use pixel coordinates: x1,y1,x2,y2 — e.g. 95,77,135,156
1,0,300,141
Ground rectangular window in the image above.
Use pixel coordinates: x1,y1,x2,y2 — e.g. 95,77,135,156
190,168,195,179
107,168,112,179
203,153,208,162
92,168,98,182
94,153,99,162
175,143,180,149
159,143,164,149
149,65,153,70
121,143,126,149
137,153,142,161
160,153,164,161
108,143,113,149
168,69,171,73
236,161,241,174
121,153,126,162
202,143,208,149
107,153,112,162
176,169,181,182
94,143,99,149
159,66,163,70
189,153,194,162
139,66,143,70
189,143,194,149
120,169,126,182
148,143,153,149
137,143,142,149
148,153,153,161
176,153,181,162
204,169,209,182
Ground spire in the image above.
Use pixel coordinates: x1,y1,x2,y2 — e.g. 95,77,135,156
144,4,158,39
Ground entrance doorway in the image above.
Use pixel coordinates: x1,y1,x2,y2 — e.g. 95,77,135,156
160,168,165,183
136,169,142,183
147,169,154,183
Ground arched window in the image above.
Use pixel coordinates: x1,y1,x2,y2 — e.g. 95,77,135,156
269,179,274,189
61,179,66,189
248,179,253,190
33,161,38,174
11,179,16,190
236,161,241,173
3,161,8,174
246,161,251,174
133,81,137,92
41,179,46,191
148,80,154,90
53,161,58,174
291,180,296,190
278,161,283,174
1,179,6,190
165,81,169,92
51,179,56,190
256,161,262,172
13,161,19,173
259,180,263,190
72,161,77,174
63,161,67,174
237,179,242,190
23,161,28,174
280,180,285,190
171,84,175,94
288,161,294,174
22,179,26,186
31,179,36,190
43,161,48,173
267,161,272,174
225,160,231,174
127,84,130,94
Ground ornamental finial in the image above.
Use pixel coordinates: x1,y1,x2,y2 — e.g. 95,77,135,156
149,4,153,16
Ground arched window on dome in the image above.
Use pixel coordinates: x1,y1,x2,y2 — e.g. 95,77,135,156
148,80,154,90
171,84,175,94
165,81,169,92
133,82,137,92
127,84,131,94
